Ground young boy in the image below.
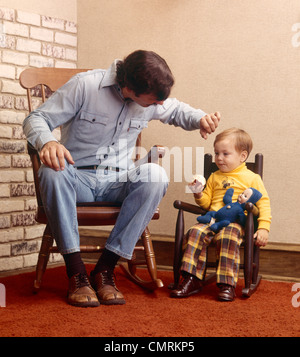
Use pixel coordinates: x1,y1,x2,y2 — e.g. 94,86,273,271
170,128,271,301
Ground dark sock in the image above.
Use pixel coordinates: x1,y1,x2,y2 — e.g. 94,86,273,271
92,248,120,275
63,252,86,279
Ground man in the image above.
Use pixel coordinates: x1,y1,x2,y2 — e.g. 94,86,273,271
23,50,220,307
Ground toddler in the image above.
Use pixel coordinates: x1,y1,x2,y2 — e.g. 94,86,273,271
170,128,271,301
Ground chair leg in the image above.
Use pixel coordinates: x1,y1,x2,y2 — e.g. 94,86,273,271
242,211,254,297
119,226,163,291
33,224,54,293
141,227,159,282
242,244,262,297
252,244,260,284
169,209,184,289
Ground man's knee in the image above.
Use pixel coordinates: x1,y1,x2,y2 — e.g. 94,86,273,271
140,163,168,183
38,161,74,187
128,163,169,198
140,163,169,193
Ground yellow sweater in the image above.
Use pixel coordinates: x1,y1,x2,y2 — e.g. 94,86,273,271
195,163,271,231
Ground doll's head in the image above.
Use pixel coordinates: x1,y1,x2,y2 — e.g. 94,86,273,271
238,187,262,204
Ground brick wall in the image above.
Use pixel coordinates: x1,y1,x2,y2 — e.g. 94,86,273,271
0,7,77,272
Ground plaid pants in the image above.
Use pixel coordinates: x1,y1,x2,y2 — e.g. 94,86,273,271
181,223,244,287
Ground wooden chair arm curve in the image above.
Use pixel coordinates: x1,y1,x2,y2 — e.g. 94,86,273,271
245,202,259,216
145,145,165,164
148,145,165,161
134,145,165,167
173,200,207,215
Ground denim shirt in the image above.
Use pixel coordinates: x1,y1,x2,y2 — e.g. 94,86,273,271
22,60,206,170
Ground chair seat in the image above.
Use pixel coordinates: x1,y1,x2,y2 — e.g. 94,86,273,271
36,202,160,225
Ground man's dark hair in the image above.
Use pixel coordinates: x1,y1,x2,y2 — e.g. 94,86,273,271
116,50,175,101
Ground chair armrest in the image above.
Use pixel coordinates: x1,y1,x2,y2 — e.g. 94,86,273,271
27,141,43,207
148,145,165,162
134,145,165,166
245,202,259,216
174,200,258,217
27,141,38,155
173,200,207,215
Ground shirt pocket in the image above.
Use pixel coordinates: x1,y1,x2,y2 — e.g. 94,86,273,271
129,118,148,132
75,110,109,142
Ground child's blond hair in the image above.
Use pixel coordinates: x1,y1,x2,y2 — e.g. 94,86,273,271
214,128,253,159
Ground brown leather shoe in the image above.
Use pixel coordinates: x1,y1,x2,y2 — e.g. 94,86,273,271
218,284,235,302
90,270,125,305
67,273,100,307
170,273,202,298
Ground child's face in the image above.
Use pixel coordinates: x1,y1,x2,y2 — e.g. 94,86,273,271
214,137,247,173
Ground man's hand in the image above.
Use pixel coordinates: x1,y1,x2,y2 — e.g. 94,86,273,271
39,141,74,171
200,112,221,139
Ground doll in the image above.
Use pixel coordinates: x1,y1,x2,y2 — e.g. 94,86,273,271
197,187,262,232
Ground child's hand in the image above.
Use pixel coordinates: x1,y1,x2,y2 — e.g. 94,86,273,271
254,229,269,247
194,191,203,200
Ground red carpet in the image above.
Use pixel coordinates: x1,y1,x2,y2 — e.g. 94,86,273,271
0,265,299,337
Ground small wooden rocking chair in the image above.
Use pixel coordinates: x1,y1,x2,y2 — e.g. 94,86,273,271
171,153,264,297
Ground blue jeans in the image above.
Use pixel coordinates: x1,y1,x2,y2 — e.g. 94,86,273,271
38,162,169,259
